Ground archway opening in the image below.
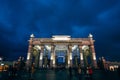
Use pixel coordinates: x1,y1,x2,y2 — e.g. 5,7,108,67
55,50,67,67
82,45,92,67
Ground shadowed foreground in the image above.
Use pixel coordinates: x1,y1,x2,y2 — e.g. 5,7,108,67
0,69,120,80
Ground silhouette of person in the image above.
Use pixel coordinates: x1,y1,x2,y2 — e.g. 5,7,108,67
69,66,72,80
118,66,120,78
78,67,82,80
86,67,89,80
8,65,12,79
88,67,93,80
85,66,93,80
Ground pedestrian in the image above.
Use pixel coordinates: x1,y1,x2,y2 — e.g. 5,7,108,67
28,66,32,79
69,66,72,80
86,67,89,80
78,67,82,80
88,66,93,80
12,66,17,77
8,65,13,79
118,66,120,78
74,67,78,77
31,64,35,78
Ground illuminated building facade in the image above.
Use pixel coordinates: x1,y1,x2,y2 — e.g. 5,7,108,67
26,34,97,68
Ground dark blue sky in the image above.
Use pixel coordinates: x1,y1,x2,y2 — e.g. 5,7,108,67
0,0,120,61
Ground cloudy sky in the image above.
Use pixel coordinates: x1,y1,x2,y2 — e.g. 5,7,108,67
0,0,120,61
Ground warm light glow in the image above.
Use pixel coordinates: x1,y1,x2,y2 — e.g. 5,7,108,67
52,35,71,40
68,60,70,64
53,59,55,64
80,53,83,60
51,54,53,60
114,65,119,68
27,53,30,60
82,45,89,50
55,45,67,50
40,53,43,60
1,63,4,66
93,53,96,60
34,45,41,50
70,53,72,60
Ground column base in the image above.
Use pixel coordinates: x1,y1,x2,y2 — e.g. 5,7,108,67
26,59,32,71
93,60,97,68
39,60,43,68
26,59,32,67
50,60,53,68
53,64,56,68
68,64,70,68
80,60,84,68
70,60,72,67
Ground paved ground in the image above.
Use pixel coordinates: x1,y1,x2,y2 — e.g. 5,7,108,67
0,69,120,80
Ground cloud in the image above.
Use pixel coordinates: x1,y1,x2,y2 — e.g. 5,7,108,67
0,0,120,61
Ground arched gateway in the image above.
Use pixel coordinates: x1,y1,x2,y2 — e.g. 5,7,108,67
26,34,97,68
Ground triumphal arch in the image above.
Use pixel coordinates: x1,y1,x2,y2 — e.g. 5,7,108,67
26,34,97,68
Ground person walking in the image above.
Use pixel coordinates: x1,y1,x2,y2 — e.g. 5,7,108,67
78,67,82,80
31,64,35,79
88,66,93,80
69,66,72,80
118,66,120,78
86,67,89,80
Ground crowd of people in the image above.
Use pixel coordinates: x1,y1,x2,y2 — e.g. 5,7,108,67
7,59,120,80
6,57,26,79
68,65,120,80
1,56,120,80
6,57,37,80
118,66,120,77
69,65,93,80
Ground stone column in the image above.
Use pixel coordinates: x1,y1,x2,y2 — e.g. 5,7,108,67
67,45,70,68
90,45,97,68
79,45,84,67
26,34,34,68
68,45,72,67
88,33,97,68
53,47,56,68
50,45,55,68
26,43,33,67
39,45,44,68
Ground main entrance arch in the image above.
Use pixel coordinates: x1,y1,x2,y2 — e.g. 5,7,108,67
26,34,97,68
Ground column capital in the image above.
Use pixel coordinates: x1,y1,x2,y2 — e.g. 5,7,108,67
90,45,95,51
68,45,72,49
28,39,33,45
39,44,44,46
79,45,83,49
51,45,55,48
39,44,44,49
89,39,95,45
90,44,94,47
41,45,44,49
50,45,55,55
